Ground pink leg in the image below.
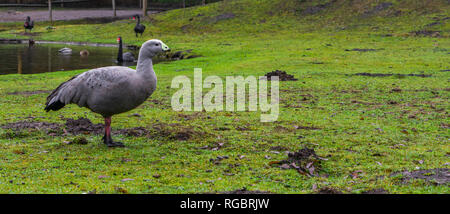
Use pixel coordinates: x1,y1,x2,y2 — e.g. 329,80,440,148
104,117,111,140
103,117,124,147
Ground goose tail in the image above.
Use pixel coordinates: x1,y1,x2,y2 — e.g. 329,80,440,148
44,75,78,112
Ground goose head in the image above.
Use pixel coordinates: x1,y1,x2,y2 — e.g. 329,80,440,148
139,39,170,58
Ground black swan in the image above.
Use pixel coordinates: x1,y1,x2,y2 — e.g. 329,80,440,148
117,36,135,62
133,15,146,37
24,16,34,33
45,39,170,147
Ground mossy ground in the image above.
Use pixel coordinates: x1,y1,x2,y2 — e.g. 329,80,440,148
0,0,448,193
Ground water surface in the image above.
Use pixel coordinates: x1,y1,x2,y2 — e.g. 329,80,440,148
0,43,138,75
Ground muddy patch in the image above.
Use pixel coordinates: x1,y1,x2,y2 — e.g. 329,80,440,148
64,118,104,135
361,188,389,194
7,90,52,96
269,147,327,177
170,129,196,141
264,70,298,81
0,120,62,137
1,118,206,141
391,168,449,185
353,72,432,78
294,125,321,130
409,30,441,37
316,187,344,194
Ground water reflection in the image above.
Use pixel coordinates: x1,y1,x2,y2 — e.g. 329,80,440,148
0,43,138,75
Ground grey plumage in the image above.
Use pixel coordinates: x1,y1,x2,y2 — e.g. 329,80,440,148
45,39,170,147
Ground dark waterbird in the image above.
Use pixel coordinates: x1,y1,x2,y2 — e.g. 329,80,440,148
133,15,146,37
24,16,34,33
117,36,135,62
45,39,170,147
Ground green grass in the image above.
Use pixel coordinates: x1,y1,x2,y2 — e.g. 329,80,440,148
0,0,449,193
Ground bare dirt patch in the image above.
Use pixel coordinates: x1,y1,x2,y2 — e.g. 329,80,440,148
361,188,389,194
294,125,321,130
391,168,449,185
316,187,344,194
0,120,62,137
270,147,327,177
264,70,298,81
2,117,209,141
64,118,104,135
409,30,441,37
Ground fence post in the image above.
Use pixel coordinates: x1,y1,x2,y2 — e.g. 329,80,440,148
142,0,147,16
48,0,52,25
112,0,116,17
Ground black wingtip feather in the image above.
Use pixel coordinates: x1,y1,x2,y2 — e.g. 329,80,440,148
44,100,65,112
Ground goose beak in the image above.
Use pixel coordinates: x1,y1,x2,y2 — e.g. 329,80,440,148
162,43,170,52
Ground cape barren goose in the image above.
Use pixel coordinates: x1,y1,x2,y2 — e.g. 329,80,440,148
45,39,170,147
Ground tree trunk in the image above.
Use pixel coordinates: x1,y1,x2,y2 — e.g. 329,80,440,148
142,0,147,16
112,0,116,17
202,0,206,6
48,0,52,25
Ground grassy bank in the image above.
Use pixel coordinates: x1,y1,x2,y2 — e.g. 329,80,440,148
0,0,449,193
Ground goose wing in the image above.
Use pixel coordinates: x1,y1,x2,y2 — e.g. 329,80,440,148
45,66,136,111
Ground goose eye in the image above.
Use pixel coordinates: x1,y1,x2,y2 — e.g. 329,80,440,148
155,44,159,46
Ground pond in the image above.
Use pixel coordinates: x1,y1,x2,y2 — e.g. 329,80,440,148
0,43,138,75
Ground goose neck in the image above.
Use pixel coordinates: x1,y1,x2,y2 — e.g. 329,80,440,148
136,57,154,74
